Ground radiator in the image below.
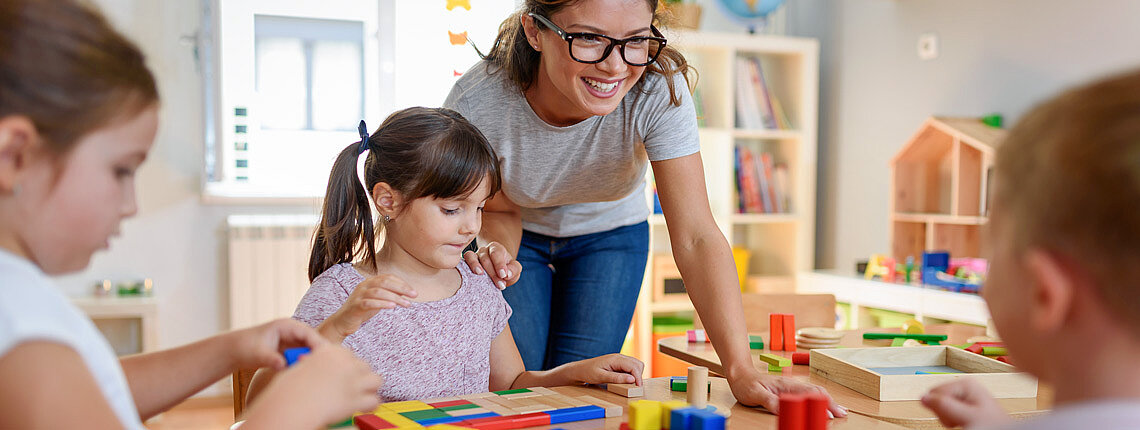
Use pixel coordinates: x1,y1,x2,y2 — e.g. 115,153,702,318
227,215,319,330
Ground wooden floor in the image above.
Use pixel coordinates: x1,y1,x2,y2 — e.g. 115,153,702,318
146,396,235,430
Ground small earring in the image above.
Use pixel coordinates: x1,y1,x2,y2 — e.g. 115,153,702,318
382,214,391,222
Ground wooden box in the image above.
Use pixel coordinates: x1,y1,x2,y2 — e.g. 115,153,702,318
809,346,1037,401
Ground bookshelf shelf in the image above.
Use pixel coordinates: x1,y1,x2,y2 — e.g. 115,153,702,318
631,31,819,374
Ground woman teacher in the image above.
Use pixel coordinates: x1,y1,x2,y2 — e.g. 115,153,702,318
448,0,844,415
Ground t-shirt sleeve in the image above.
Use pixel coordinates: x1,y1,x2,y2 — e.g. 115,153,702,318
443,80,469,116
492,292,513,337
640,72,701,162
292,269,351,329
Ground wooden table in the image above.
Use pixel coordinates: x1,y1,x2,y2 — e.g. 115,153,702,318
658,325,1053,429
339,379,909,429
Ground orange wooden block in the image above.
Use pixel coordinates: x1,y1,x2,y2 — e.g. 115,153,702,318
770,314,784,351
782,314,797,352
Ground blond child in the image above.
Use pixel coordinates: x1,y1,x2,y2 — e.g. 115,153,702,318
0,0,380,428
921,70,1140,428
247,107,644,403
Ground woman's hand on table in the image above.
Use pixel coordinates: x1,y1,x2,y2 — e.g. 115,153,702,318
922,378,1011,428
727,367,848,417
464,241,522,290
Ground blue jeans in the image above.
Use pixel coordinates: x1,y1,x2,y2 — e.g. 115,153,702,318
503,221,649,371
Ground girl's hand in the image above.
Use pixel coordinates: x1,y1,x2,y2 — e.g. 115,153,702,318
921,378,1011,428
245,344,382,428
464,241,522,290
569,353,644,386
231,319,330,371
319,274,417,342
728,368,847,417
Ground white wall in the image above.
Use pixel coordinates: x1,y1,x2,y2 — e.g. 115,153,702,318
691,0,1140,271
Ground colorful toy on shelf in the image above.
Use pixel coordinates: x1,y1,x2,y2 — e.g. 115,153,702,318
921,251,986,293
863,254,896,282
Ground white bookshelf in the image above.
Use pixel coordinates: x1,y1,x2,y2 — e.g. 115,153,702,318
631,31,819,372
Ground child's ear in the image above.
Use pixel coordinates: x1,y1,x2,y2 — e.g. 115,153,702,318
0,115,38,194
1022,249,1076,334
371,182,402,219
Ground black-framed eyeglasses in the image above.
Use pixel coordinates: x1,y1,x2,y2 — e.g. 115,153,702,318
528,13,667,67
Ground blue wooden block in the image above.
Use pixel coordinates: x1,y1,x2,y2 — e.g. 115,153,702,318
690,409,725,430
283,347,310,366
670,407,699,430
414,415,464,426
455,412,498,420
546,405,605,424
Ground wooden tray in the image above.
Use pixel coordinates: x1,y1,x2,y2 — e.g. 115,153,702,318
809,346,1037,401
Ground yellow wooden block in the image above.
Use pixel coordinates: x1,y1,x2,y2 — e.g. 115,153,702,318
660,400,689,429
758,353,791,367
630,400,662,430
381,400,433,412
427,425,472,430
376,411,420,428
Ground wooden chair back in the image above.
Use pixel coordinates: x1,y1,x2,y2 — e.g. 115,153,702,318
232,368,258,419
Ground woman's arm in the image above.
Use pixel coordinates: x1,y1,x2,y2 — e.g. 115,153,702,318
488,325,643,390
652,153,845,416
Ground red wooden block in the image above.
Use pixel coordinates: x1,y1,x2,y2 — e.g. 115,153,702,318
782,314,797,352
778,394,806,430
805,393,829,430
354,414,397,430
996,355,1010,364
428,399,473,408
465,412,550,430
792,352,810,365
770,314,784,351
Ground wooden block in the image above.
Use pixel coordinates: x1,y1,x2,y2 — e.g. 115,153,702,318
373,411,420,428
862,333,947,341
429,400,473,409
576,395,624,418
556,394,590,408
689,409,725,430
608,383,644,397
500,391,542,400
782,314,797,352
459,392,497,400
380,400,433,413
778,394,806,430
686,366,708,409
512,404,556,413
770,314,784,351
546,405,605,425
354,414,397,430
443,406,492,417
421,396,463,404
425,425,475,430
630,400,662,430
660,400,689,429
534,395,573,409
758,353,791,368
982,346,1008,356
805,393,829,430
687,329,707,343
528,386,558,396
809,346,1038,401
890,337,907,347
748,334,764,350
491,388,532,395
792,352,810,365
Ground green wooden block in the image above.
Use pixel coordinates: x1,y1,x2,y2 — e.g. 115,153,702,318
982,347,1008,356
748,335,764,350
327,417,354,428
400,408,449,421
670,376,710,392
926,340,942,345
767,363,782,372
982,114,1003,128
758,353,791,368
491,388,532,395
863,333,947,342
890,338,906,347
438,403,479,412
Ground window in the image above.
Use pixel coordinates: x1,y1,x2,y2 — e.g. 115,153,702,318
203,0,514,200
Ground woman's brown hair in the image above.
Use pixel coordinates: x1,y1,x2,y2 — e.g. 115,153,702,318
309,107,503,281
483,0,695,106
0,0,159,154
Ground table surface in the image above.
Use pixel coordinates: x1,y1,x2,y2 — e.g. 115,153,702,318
658,325,1053,429
346,379,909,430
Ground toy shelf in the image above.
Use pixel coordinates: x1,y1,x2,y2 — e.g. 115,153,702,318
797,270,991,328
630,31,819,374
889,117,1005,261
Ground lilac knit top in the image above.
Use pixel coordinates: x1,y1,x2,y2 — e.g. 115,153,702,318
293,262,512,401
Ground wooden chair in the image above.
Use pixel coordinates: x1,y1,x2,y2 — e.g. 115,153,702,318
232,368,258,420
695,293,838,332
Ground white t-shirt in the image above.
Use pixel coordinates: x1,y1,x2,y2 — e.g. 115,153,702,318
0,249,143,429
444,62,701,237
975,400,1140,430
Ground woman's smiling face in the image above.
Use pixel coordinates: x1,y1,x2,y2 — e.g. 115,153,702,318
524,0,656,126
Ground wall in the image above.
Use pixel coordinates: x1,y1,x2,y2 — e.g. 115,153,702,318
691,0,1140,270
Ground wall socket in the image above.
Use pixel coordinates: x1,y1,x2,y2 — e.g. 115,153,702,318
918,33,939,60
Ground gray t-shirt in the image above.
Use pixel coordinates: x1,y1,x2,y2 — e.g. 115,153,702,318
443,62,700,237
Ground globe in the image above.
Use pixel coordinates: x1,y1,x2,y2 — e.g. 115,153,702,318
715,0,786,33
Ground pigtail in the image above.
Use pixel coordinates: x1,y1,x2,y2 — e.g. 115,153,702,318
308,141,378,282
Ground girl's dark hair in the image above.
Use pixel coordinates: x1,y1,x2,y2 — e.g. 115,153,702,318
0,0,159,154
483,0,695,107
309,107,502,281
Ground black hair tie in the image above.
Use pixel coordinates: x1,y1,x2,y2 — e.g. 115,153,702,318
357,120,370,155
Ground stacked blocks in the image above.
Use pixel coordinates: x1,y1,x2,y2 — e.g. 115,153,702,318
355,388,613,430
758,353,792,372
768,314,796,351
669,376,711,392
629,401,724,430
777,393,828,430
